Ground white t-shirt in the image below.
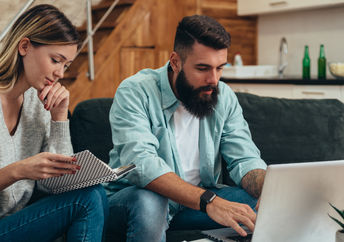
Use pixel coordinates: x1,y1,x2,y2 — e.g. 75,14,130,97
173,104,201,185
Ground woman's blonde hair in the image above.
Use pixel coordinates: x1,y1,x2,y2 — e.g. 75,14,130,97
0,4,80,92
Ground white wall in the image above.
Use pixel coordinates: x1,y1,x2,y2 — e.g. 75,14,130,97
258,6,344,79
0,0,102,32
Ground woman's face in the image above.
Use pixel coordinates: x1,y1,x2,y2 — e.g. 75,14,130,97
19,39,77,91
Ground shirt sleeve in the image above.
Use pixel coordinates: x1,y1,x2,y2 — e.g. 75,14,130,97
220,88,267,186
108,86,173,187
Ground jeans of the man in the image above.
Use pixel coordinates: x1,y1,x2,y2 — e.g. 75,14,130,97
0,185,108,242
105,185,257,242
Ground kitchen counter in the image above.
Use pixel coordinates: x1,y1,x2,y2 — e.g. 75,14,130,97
220,77,344,85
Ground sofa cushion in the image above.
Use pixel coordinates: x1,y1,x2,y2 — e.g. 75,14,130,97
236,92,344,165
69,93,344,167
70,98,113,163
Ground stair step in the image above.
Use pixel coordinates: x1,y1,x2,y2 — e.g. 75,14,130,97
77,22,117,33
77,4,129,32
79,28,112,53
92,0,135,10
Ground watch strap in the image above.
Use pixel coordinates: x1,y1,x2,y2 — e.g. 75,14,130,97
200,190,216,213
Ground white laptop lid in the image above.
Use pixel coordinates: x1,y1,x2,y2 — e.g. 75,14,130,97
252,160,344,242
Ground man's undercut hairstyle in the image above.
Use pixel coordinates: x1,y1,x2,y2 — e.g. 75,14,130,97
173,15,231,61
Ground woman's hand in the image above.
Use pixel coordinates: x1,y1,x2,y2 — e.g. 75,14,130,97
14,152,80,180
38,82,69,121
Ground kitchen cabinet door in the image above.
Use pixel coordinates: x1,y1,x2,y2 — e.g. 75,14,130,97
228,83,344,103
238,0,344,15
228,83,294,98
293,85,343,102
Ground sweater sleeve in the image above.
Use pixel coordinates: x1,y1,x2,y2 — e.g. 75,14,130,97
41,120,73,156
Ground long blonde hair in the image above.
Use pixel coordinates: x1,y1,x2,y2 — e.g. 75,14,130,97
0,4,80,92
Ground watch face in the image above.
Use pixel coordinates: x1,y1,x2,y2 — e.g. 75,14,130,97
202,190,216,203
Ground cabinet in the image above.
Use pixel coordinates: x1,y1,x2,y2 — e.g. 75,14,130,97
228,83,344,103
238,0,344,15
229,84,294,99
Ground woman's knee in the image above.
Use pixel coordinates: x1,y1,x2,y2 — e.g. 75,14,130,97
74,185,109,219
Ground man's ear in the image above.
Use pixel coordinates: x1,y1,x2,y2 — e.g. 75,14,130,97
18,37,31,56
169,52,182,73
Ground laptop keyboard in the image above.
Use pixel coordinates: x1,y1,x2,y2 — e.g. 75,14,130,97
226,233,252,242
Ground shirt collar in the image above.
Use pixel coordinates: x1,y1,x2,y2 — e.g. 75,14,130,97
160,62,179,110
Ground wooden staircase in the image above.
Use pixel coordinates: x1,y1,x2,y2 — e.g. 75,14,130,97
60,0,135,86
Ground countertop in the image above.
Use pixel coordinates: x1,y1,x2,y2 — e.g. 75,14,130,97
220,76,344,85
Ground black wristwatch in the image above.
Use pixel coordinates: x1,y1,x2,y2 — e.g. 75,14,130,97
200,190,217,213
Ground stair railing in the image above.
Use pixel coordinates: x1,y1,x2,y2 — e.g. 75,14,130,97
79,0,120,81
0,0,35,42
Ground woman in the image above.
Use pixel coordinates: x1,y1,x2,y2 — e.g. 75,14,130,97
0,4,108,241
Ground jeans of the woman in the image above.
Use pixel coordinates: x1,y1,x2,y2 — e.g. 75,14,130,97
105,185,257,242
0,185,108,242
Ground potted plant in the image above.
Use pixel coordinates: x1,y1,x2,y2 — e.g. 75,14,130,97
329,203,344,242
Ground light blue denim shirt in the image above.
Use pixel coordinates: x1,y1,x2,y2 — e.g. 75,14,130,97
105,62,267,215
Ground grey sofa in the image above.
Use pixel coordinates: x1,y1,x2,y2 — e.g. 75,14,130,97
69,92,344,241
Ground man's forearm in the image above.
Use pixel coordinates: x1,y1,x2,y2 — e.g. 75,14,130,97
145,172,205,210
240,169,266,198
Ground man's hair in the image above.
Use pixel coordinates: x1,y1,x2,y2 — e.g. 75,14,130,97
173,15,231,61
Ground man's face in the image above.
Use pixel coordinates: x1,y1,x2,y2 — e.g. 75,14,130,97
174,42,228,118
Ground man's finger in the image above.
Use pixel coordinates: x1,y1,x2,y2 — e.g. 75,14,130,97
255,198,261,211
234,213,255,232
228,220,248,237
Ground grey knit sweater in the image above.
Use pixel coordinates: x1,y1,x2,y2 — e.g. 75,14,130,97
0,87,73,218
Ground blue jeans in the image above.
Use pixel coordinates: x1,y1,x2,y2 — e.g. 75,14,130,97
106,185,257,242
0,185,108,242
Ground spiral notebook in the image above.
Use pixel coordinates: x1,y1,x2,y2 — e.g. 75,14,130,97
38,150,135,194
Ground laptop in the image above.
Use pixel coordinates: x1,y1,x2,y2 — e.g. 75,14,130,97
202,160,344,242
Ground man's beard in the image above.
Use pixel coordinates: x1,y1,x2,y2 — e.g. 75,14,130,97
175,69,218,118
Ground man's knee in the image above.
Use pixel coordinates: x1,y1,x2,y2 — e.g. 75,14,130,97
124,187,169,223
107,187,169,241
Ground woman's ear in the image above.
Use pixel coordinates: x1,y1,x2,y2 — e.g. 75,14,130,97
18,37,31,56
169,52,182,73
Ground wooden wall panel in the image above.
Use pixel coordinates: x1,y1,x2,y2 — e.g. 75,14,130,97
156,50,170,67
91,53,120,99
124,12,154,47
152,0,197,52
200,0,238,18
120,48,155,80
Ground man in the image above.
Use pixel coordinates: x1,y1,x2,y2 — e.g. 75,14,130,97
105,15,267,242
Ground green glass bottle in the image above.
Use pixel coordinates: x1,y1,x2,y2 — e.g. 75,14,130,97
303,45,311,80
318,44,326,79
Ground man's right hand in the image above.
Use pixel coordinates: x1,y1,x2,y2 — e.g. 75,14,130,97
146,172,256,236
206,196,256,236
